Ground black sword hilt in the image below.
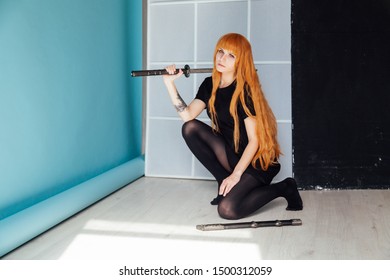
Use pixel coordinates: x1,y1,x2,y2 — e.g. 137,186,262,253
131,64,191,78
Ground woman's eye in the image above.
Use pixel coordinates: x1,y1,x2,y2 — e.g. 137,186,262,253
229,53,236,59
217,49,224,54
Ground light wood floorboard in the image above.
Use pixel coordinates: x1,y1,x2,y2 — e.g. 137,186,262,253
2,177,390,260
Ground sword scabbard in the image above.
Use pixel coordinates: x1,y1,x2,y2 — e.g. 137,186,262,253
196,219,302,231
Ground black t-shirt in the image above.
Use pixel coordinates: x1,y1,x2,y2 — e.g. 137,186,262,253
195,77,255,156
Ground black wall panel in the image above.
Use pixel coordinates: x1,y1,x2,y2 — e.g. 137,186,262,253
292,0,390,189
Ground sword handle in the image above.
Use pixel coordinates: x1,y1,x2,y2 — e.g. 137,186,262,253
251,219,303,228
131,69,169,77
131,65,191,78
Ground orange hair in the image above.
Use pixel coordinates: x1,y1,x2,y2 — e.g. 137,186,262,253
208,33,281,171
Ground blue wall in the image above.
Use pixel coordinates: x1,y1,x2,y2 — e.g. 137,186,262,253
0,0,143,256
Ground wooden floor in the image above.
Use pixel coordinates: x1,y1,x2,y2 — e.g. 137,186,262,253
2,177,390,260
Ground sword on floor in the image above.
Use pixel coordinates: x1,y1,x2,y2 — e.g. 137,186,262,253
196,218,302,231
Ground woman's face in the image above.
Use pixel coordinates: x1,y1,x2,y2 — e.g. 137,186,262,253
215,48,236,74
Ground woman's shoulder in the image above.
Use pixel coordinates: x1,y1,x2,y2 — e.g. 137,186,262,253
201,76,213,88
198,76,213,94
196,76,213,102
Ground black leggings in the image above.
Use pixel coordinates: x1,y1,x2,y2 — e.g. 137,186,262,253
182,119,291,220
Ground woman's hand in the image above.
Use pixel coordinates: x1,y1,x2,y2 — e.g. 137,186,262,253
219,173,241,196
163,64,183,84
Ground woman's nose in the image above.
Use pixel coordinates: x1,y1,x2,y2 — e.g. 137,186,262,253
220,53,227,61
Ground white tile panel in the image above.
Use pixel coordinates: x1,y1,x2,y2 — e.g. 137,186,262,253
258,64,292,120
274,122,293,182
146,119,193,177
250,0,291,61
197,1,248,61
148,4,195,62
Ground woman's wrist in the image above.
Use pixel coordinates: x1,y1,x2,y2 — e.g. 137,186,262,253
163,79,174,87
232,170,243,178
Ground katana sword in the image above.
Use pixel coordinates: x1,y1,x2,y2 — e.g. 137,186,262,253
131,64,213,78
196,219,302,231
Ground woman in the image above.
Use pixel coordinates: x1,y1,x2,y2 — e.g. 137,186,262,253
163,33,302,220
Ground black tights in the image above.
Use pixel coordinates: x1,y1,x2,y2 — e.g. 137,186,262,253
182,119,302,220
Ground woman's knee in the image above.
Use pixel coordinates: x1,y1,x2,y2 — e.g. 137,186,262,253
182,119,201,139
217,199,241,220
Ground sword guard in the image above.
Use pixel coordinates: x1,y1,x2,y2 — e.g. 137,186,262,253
183,64,191,78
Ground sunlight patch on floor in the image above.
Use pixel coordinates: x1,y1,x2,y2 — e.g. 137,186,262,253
58,219,262,260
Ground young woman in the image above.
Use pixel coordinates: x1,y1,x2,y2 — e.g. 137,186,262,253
163,33,303,220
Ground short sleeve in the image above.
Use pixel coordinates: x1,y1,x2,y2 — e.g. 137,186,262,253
195,77,212,105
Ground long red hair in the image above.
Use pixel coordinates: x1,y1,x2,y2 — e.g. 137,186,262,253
208,33,281,171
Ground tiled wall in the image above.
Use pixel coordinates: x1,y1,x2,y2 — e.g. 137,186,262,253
145,0,292,182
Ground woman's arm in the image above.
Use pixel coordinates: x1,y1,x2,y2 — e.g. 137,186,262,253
163,65,205,122
219,116,259,196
